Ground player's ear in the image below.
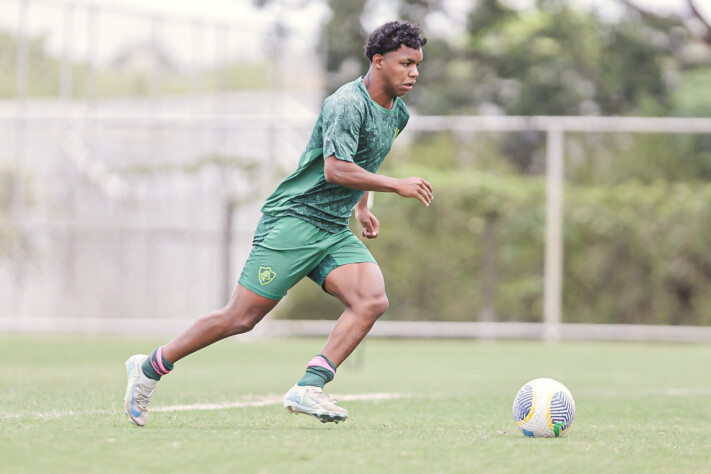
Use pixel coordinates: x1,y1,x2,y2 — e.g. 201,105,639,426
372,53,384,70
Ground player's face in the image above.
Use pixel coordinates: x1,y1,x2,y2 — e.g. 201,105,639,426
376,45,423,98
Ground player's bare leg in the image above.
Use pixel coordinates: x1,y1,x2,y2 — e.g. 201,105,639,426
124,284,279,426
319,262,388,366
283,262,388,423
162,284,280,363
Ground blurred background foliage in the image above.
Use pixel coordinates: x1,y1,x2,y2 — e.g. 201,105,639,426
286,164,711,326
279,0,711,325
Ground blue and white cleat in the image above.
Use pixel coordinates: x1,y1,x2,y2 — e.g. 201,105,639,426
283,384,348,424
124,354,158,427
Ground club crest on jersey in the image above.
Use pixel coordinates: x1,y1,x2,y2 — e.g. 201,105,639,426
393,127,401,139
258,266,277,286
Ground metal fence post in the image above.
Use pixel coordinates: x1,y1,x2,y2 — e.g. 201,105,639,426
61,2,74,101
14,0,28,216
544,125,564,341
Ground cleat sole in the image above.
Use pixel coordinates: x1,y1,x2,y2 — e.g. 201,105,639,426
284,402,347,423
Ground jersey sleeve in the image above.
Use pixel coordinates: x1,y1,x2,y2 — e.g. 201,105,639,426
398,101,410,136
321,95,364,163
397,116,409,139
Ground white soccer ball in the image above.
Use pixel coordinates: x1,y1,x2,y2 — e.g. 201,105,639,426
512,377,576,438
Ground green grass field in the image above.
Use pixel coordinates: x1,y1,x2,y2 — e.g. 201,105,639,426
2,334,711,473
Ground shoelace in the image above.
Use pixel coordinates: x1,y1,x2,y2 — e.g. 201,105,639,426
311,390,339,405
133,382,156,411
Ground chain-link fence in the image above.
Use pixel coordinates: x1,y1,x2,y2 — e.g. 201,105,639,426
0,0,322,327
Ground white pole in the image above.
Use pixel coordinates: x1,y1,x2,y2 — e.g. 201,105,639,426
61,3,74,101
85,5,97,106
544,126,564,341
14,0,28,216
12,0,29,320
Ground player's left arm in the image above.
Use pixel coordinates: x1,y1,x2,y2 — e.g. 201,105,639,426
355,192,379,239
324,156,434,207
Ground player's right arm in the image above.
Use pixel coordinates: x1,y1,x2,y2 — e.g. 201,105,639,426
324,155,433,207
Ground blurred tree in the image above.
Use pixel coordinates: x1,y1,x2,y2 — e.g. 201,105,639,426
614,0,711,117
440,0,678,116
0,31,60,97
319,0,371,91
254,0,697,115
256,0,709,174
618,0,711,46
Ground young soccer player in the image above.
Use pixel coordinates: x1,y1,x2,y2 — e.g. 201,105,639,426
124,20,432,426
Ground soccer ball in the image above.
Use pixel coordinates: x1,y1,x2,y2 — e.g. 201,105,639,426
512,378,575,438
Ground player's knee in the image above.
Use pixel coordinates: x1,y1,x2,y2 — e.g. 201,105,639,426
361,292,389,320
234,320,258,334
375,293,390,317
228,319,255,335
229,314,260,335
220,307,261,335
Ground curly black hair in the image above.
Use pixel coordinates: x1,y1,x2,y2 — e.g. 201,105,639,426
364,21,427,62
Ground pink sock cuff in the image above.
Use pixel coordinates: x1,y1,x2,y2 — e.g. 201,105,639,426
152,346,170,376
150,359,165,376
307,355,335,374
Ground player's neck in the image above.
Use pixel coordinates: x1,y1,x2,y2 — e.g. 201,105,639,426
362,72,395,110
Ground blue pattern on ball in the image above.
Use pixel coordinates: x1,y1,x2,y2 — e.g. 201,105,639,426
512,384,533,422
550,390,575,432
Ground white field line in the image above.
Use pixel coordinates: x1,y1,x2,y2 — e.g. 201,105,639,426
153,392,407,413
1,392,409,421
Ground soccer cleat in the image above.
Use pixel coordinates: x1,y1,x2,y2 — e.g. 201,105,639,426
124,354,158,427
282,384,348,424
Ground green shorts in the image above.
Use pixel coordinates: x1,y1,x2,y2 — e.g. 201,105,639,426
238,215,377,300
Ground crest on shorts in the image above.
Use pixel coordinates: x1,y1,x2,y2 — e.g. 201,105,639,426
258,266,277,286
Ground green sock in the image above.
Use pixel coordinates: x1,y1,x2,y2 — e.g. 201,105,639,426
297,354,336,389
141,347,174,381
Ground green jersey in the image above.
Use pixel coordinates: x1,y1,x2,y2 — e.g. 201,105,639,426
261,77,410,233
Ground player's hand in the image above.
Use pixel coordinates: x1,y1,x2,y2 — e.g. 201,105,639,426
396,177,434,207
355,206,380,239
